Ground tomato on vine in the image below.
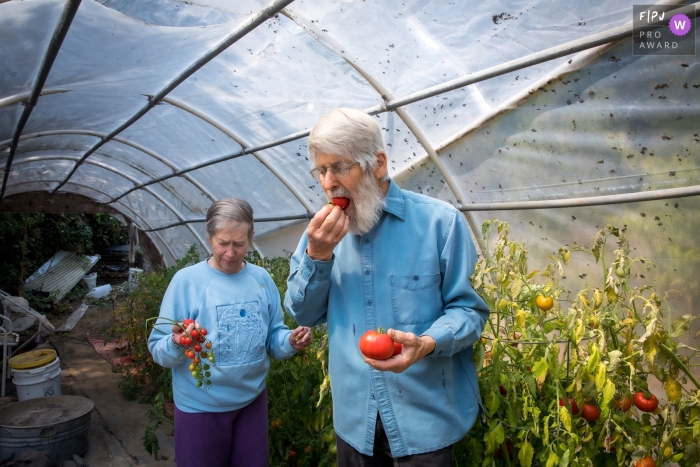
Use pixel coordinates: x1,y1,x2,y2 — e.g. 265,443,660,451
581,403,600,422
635,456,655,467
614,395,632,412
633,392,659,412
536,294,554,311
559,398,579,415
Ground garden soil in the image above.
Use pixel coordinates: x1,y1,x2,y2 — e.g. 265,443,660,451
0,303,175,467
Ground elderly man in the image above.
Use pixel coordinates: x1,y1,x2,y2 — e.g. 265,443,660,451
284,108,490,466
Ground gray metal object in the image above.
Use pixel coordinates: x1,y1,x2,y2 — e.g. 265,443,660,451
52,0,297,194
0,395,94,464
23,251,99,303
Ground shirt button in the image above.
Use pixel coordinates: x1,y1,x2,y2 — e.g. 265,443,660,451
367,300,372,305
240,310,246,317
365,269,370,275
413,275,419,281
364,238,370,244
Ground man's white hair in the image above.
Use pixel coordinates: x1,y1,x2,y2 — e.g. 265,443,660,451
308,108,389,181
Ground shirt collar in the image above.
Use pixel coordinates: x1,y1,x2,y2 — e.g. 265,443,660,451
382,179,405,221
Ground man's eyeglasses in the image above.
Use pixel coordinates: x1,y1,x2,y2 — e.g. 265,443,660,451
309,162,359,179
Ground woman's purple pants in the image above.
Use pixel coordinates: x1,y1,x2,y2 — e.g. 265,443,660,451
174,388,269,466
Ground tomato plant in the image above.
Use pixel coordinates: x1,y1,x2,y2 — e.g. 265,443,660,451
359,329,395,360
456,220,700,467
633,391,659,413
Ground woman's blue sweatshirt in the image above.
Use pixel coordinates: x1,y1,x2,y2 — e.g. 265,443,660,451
148,259,296,413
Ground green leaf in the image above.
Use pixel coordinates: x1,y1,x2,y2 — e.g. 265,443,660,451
595,362,606,391
559,406,572,432
509,277,523,300
558,449,571,467
573,320,585,345
585,344,600,374
532,357,549,389
486,390,501,417
518,441,534,467
602,378,615,405
671,316,692,338
546,449,559,467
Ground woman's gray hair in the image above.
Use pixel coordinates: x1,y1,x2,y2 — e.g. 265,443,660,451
308,108,389,181
205,198,254,240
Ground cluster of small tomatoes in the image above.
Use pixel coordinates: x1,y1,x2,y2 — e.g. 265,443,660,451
180,318,215,388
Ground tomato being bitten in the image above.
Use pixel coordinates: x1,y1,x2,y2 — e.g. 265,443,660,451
331,197,350,210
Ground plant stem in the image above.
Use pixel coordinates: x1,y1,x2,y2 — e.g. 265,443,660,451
605,324,619,351
659,343,700,389
499,440,512,467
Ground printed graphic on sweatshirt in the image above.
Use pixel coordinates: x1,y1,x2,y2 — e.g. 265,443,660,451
217,303,266,366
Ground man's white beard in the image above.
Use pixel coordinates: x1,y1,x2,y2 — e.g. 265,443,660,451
327,173,386,235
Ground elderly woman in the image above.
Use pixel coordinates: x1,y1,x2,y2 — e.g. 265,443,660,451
148,197,312,467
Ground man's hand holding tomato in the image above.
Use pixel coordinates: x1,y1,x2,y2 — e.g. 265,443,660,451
306,203,349,261
363,328,436,373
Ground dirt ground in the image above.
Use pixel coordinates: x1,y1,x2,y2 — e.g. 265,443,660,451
1,297,175,467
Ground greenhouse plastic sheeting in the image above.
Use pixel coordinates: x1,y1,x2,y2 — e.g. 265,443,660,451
1,0,699,323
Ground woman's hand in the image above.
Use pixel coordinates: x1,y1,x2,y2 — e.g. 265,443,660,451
171,321,196,346
290,326,314,350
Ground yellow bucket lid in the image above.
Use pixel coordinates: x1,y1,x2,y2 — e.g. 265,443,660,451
9,349,57,370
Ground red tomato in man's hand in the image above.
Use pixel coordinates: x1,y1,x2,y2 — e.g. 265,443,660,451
392,341,402,356
331,197,350,210
359,330,394,360
633,392,659,412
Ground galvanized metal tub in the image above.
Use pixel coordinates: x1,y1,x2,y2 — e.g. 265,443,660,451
0,395,94,464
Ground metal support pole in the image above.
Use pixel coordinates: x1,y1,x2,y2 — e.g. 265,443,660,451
51,0,296,195
1,0,82,200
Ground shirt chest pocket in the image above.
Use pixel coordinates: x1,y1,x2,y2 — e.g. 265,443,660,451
216,302,266,366
390,273,442,325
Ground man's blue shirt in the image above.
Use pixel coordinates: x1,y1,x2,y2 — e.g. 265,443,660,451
285,180,490,456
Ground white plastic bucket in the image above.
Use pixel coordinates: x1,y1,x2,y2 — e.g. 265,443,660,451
86,284,111,299
128,268,143,284
81,272,97,290
11,357,62,401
